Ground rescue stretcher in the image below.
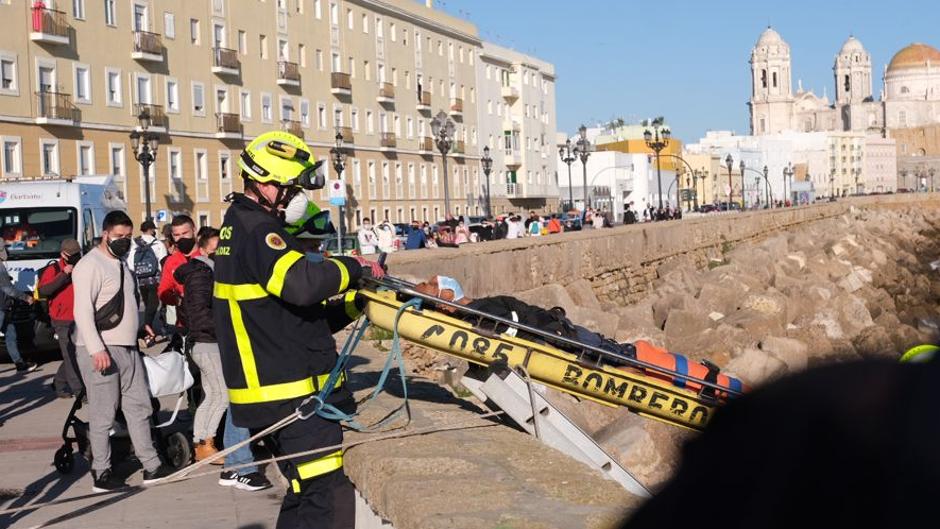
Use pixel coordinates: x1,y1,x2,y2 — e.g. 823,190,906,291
359,277,744,431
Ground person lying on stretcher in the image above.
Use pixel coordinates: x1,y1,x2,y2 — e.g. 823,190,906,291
413,276,746,398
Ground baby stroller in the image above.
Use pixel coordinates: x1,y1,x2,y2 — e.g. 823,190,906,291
53,335,198,475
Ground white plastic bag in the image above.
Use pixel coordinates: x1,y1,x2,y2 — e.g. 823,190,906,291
142,350,195,428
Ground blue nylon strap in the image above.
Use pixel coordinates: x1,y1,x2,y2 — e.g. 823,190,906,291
671,353,688,389
727,376,743,394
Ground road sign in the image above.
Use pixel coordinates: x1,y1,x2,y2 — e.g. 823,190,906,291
328,180,346,206
156,209,168,222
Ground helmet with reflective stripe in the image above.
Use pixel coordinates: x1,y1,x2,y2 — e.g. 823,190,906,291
238,131,325,190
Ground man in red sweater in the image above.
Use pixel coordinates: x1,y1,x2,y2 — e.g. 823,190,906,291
158,215,199,317
39,239,83,398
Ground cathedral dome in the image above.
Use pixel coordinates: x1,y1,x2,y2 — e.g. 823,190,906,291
840,36,865,54
756,27,787,48
888,43,940,72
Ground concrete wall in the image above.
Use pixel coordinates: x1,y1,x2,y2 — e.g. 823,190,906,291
386,193,940,305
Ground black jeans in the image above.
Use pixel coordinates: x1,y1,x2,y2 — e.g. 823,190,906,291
52,320,83,394
139,283,159,331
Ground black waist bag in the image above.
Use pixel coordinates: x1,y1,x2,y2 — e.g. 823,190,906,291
95,262,126,332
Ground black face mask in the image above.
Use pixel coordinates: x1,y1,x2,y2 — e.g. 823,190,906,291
107,237,131,258
65,253,81,266
176,237,196,255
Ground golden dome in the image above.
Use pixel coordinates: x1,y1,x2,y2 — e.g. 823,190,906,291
888,43,940,72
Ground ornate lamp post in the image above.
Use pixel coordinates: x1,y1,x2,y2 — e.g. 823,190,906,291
576,125,591,209
558,138,577,211
763,165,770,207
739,160,748,209
130,109,160,222
330,131,348,248
829,169,836,199
783,163,794,205
930,168,936,192
725,154,734,208
431,110,455,217
481,145,493,217
644,123,671,210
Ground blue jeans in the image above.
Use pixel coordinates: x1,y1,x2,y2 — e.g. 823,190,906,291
0,310,22,364
223,406,256,474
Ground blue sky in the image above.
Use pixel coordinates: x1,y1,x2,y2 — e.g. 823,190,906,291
430,0,940,142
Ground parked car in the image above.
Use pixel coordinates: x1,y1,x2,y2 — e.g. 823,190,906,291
310,234,360,256
698,204,719,213
717,202,742,212
561,214,583,231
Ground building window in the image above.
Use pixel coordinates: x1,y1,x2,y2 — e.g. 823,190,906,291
390,23,396,42
190,18,200,45
299,44,306,67
109,144,126,199
166,79,179,112
314,0,321,19
362,13,368,33
74,65,91,103
280,96,293,121
316,49,323,71
348,57,356,78
72,0,85,20
238,30,247,55
333,106,343,127
104,68,121,105
104,0,116,26
317,103,326,129
260,35,268,59
168,149,181,179
261,93,272,122
351,108,359,131
164,12,175,39
347,8,353,29
135,74,152,104
329,2,338,25
77,143,94,176
300,100,310,126
40,140,59,176
195,150,208,202
0,55,17,94
192,82,205,115
331,53,341,73
240,90,251,120
2,137,22,178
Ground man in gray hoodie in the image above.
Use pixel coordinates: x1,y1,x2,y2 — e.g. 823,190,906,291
0,244,36,372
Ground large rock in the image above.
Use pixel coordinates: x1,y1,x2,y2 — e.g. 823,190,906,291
516,284,575,310
852,326,897,360
759,336,809,372
663,309,715,352
723,347,787,386
565,279,601,309
651,293,693,330
834,293,874,337
696,282,740,317
566,306,620,340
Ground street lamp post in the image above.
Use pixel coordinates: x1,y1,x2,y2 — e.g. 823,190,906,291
643,123,671,210
576,125,591,210
330,131,348,252
691,170,700,211
763,165,770,207
130,109,160,222
738,160,747,209
931,168,936,192
829,169,835,199
481,146,493,217
783,163,794,206
558,138,577,211
431,111,455,218
725,154,734,208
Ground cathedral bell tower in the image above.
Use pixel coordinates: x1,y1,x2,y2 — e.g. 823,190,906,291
749,27,795,135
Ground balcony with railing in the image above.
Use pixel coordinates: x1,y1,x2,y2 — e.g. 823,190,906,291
282,119,304,138
501,86,520,102
337,126,354,144
380,132,397,151
35,92,79,125
277,61,300,87
212,47,240,76
215,112,242,139
132,30,164,62
417,91,431,112
377,82,395,104
134,103,167,130
419,136,434,155
30,6,70,45
449,98,463,118
502,118,521,132
331,72,352,96
504,150,522,168
451,140,466,158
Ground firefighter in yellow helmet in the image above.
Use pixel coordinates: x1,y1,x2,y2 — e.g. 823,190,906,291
214,131,382,528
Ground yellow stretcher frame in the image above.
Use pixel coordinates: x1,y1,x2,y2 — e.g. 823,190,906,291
360,289,717,431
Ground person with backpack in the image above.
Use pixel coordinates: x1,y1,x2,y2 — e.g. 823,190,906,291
127,221,166,336
0,244,36,372
38,239,83,398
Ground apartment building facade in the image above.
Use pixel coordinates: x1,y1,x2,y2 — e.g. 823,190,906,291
475,41,558,214
0,0,483,227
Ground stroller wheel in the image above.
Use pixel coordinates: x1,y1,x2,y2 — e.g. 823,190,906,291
54,445,74,474
164,432,192,470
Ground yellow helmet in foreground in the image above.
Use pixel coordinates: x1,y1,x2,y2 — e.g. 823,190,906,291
238,131,325,190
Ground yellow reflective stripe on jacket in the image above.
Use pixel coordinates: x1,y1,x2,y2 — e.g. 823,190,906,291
227,299,260,388
329,258,350,293
214,282,268,301
343,290,361,320
291,450,344,492
228,371,346,404
266,250,304,298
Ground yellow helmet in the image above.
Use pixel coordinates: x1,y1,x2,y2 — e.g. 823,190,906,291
238,131,325,190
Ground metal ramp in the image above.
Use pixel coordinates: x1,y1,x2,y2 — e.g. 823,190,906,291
461,369,652,498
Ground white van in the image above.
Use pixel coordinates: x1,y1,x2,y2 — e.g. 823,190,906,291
0,176,126,351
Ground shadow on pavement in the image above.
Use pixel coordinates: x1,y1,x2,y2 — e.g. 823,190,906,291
0,374,56,423
0,461,87,528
